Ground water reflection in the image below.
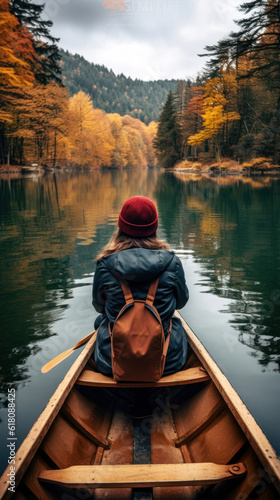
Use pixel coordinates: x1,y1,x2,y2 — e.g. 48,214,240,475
0,170,280,459
161,173,280,372
0,170,160,404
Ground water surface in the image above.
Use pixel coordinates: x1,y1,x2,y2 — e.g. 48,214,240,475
0,170,279,474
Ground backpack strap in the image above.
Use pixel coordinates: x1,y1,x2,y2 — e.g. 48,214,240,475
109,281,134,338
145,277,160,306
120,278,160,306
161,319,172,367
120,281,134,305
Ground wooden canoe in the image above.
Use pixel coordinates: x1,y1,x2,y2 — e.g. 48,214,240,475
1,311,280,499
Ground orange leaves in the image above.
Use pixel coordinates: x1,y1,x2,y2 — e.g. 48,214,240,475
108,113,130,168
68,91,97,132
12,82,70,164
188,74,240,147
0,0,35,123
107,112,157,168
11,24,36,66
119,115,157,168
0,0,34,88
182,86,204,146
184,87,204,118
4,80,156,168
67,91,115,168
66,91,157,169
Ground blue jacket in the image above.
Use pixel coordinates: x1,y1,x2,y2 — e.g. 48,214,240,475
92,248,189,375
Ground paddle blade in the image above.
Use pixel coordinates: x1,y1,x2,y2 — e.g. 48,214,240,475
41,349,73,374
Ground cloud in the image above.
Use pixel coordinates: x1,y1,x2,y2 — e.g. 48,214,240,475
39,0,105,28
41,0,244,80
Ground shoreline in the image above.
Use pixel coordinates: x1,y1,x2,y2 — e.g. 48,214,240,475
169,168,280,176
169,157,280,176
1,162,280,177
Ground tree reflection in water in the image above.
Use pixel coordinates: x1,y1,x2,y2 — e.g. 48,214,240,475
155,173,280,372
0,170,159,404
0,169,279,411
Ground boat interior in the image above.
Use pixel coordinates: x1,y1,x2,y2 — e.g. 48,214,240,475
12,345,279,500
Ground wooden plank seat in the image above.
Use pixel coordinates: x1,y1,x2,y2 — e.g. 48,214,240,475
76,366,210,388
38,462,246,489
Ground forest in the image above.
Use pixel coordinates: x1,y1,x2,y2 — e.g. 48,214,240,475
59,49,178,124
154,0,280,168
0,0,157,168
0,0,279,169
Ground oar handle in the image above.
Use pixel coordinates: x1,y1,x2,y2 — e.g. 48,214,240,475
41,331,96,374
74,332,95,349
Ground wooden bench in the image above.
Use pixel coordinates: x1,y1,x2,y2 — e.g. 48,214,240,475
38,462,246,489
76,366,210,388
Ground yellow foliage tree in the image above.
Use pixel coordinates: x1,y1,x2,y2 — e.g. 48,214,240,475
120,115,157,168
12,83,69,165
122,123,147,168
108,113,130,168
188,73,240,159
146,121,158,167
67,91,115,168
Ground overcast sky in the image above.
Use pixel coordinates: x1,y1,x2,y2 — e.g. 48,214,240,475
39,0,244,81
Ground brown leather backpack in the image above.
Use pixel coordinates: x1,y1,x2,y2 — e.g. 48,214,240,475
109,278,171,382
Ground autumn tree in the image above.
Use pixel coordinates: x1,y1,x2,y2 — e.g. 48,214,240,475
122,117,148,168
203,0,280,81
201,0,280,159
181,86,204,158
108,113,130,168
188,73,240,160
67,91,114,168
11,83,69,165
0,0,36,162
146,121,158,167
123,115,151,167
153,91,183,168
0,0,34,123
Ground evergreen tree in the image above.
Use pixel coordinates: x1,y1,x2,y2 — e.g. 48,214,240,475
10,0,62,84
202,0,280,83
201,0,280,160
59,49,178,123
153,91,182,168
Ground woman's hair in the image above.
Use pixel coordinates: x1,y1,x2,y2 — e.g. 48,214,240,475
96,229,169,260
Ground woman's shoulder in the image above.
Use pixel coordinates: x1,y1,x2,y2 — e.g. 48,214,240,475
97,248,175,260
95,248,179,280
164,251,183,271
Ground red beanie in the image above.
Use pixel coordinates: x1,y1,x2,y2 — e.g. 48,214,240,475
118,196,158,237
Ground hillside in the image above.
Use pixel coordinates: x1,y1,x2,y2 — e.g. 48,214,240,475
59,49,178,123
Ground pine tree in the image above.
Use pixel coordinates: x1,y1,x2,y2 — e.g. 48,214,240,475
10,0,62,84
202,0,280,84
59,49,178,123
153,91,182,168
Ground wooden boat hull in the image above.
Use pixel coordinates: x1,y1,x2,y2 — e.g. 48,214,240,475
0,312,279,499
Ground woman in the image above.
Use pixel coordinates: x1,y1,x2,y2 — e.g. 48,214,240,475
92,196,189,377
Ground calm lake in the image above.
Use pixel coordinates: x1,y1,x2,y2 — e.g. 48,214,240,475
0,169,280,475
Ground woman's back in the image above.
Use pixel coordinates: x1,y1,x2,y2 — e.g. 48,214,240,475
92,196,189,379
93,247,188,332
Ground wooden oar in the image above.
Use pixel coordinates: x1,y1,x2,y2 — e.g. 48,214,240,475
41,331,95,374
